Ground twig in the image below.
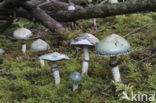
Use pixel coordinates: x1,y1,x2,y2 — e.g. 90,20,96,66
38,0,51,7
0,70,16,78
0,35,41,40
97,0,108,6
137,53,156,64
124,21,156,38
22,1,69,39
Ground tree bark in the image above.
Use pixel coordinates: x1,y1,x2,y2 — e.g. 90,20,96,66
49,0,156,22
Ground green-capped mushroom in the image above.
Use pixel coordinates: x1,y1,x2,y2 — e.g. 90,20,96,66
95,34,131,82
70,33,99,76
39,52,70,85
69,72,82,91
13,28,32,54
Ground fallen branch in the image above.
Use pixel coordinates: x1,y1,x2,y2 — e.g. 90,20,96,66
124,21,156,38
97,0,107,6
0,0,28,10
0,16,13,32
22,1,69,38
49,0,156,22
39,0,83,11
0,35,41,40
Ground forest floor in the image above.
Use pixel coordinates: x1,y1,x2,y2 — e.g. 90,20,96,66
0,12,156,103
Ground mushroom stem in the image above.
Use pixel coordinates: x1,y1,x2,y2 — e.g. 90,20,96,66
93,18,97,30
112,65,121,82
82,46,90,76
40,59,45,67
22,42,26,54
52,62,60,85
73,83,78,91
110,56,121,82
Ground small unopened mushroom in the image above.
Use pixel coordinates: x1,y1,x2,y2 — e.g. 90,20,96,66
70,33,99,76
69,72,82,91
0,49,5,55
95,34,131,82
39,52,70,85
30,39,50,67
68,5,75,11
13,28,32,54
67,4,75,27
108,0,118,4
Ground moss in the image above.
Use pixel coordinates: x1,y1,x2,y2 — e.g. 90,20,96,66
0,12,156,103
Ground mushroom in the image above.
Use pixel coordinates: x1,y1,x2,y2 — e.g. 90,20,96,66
70,33,99,76
39,52,70,85
0,49,5,55
13,28,32,54
69,72,82,91
108,0,118,4
95,34,131,82
108,0,126,17
68,5,75,11
67,4,75,27
30,39,50,67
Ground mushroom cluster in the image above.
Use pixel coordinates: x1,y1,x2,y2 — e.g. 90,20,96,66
1,27,132,92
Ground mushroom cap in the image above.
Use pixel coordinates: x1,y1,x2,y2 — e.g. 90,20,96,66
70,33,99,46
68,5,75,10
69,72,82,84
95,34,131,57
39,52,70,61
0,49,5,55
13,28,32,40
30,39,50,51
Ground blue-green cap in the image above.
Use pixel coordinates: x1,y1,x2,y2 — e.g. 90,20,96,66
95,34,131,57
69,72,82,84
0,49,5,55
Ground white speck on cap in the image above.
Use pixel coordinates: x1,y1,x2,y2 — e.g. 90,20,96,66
13,28,32,40
95,34,131,57
30,39,50,51
39,52,70,61
70,33,99,46
0,49,5,55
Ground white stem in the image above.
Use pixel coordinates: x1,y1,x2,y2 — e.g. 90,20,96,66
82,46,89,76
73,84,78,91
112,65,121,82
52,62,60,85
22,43,26,54
93,18,97,27
40,59,45,67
